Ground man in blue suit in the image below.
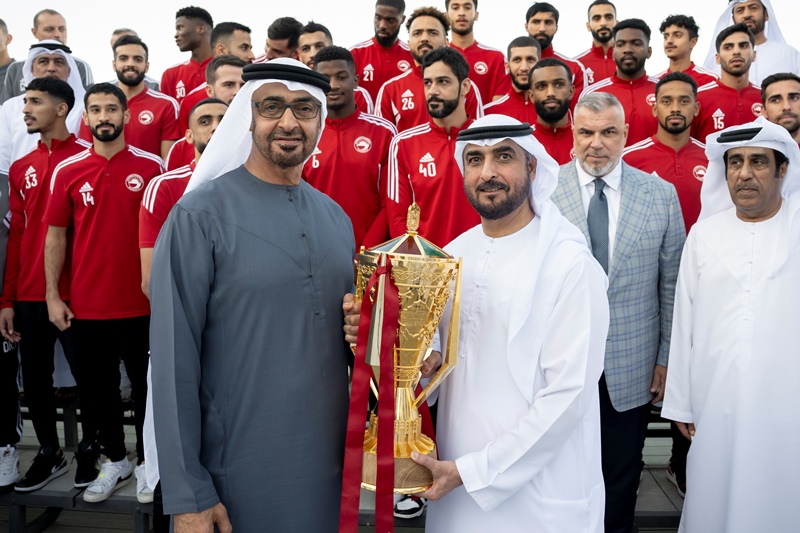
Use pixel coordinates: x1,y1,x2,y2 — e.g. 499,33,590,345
551,92,685,533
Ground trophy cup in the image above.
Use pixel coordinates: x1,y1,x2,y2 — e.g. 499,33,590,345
350,203,462,494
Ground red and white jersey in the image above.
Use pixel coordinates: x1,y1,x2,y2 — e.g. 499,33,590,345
532,116,574,166
450,41,510,102
574,45,615,86
657,62,719,88
0,135,90,307
177,83,208,134
355,86,374,115
303,112,396,249
623,135,707,231
386,118,480,248
44,145,163,319
582,73,659,146
350,37,413,103
541,46,587,109
160,56,213,102
139,161,194,248
376,65,484,132
483,89,537,125
80,87,180,157
165,138,194,171
692,80,762,144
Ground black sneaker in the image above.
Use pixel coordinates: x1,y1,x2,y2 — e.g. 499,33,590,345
15,450,68,492
666,458,686,498
394,494,427,519
73,442,100,488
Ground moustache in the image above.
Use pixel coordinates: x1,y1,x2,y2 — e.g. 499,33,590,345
476,179,509,193
735,182,760,192
427,96,445,104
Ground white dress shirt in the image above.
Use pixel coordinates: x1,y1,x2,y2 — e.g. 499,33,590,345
575,159,622,263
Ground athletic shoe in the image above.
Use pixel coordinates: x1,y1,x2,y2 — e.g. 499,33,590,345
134,464,154,503
666,459,686,498
83,459,132,503
73,442,100,488
394,494,427,519
15,450,68,492
0,445,20,489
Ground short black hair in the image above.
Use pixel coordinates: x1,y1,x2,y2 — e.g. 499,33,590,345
206,55,247,85
660,14,700,40
0,18,11,34
656,71,698,97
301,21,333,42
724,148,789,174
507,36,541,60
530,57,572,81
377,0,406,12
25,77,75,112
445,0,477,9
313,46,356,70
189,97,227,122
613,18,651,42
33,9,62,29
715,23,754,53
211,22,251,48
176,6,213,28
761,72,800,103
587,0,616,19
406,6,450,35
268,17,303,49
421,46,469,83
112,34,149,61
84,82,127,111
525,3,559,24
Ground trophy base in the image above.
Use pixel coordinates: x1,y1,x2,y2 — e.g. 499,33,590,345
360,448,436,494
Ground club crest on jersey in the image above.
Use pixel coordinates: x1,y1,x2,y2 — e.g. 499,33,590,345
751,102,763,116
125,174,145,192
398,60,411,71
693,165,707,181
354,136,373,153
474,62,488,75
176,81,186,99
138,110,155,125
646,93,656,106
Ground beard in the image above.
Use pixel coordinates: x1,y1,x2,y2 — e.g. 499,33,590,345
254,126,316,169
90,122,124,142
721,57,751,76
465,174,531,220
194,138,209,154
534,98,570,123
116,68,146,87
591,28,613,44
510,73,531,92
375,27,401,47
427,95,460,119
578,154,619,177
616,55,647,76
532,33,553,50
660,114,691,134
451,21,475,37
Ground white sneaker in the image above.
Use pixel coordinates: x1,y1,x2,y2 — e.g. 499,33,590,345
83,459,132,502
0,445,20,488
134,464,154,503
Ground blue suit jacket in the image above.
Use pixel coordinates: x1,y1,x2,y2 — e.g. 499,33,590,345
552,161,685,412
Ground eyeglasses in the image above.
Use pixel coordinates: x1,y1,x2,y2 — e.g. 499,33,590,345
252,100,321,120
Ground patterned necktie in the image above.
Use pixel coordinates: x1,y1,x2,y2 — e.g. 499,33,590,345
588,178,609,273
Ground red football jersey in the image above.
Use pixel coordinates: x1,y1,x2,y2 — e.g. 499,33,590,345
657,63,719,88
386,118,480,248
583,73,659,146
177,83,208,134
350,37,414,103
574,45,615,86
450,41,510,102
44,145,163,319
483,89,537,125
376,65,484,132
355,86,374,115
532,116,574,166
160,56,212,102
139,162,194,248
541,47,587,109
692,81,762,144
80,87,180,157
165,138,194,171
0,136,90,308
623,135,707,231
303,112,396,249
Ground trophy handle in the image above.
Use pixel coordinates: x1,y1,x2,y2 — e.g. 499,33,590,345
413,258,462,409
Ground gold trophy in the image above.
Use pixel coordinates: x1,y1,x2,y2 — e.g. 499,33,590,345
353,203,462,493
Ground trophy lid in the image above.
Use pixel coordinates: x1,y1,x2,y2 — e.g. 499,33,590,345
365,203,451,258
